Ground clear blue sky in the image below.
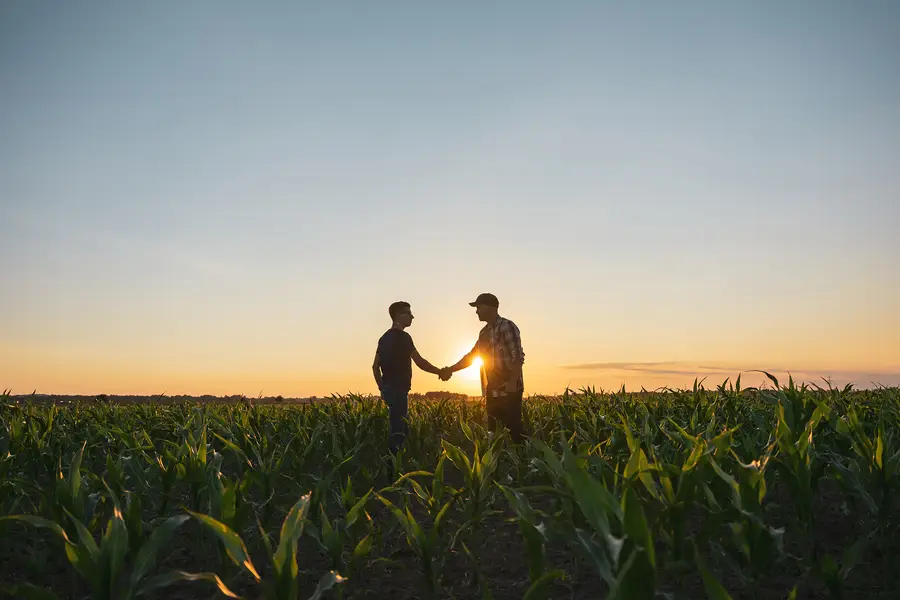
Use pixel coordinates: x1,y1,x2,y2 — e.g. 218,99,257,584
2,1,898,395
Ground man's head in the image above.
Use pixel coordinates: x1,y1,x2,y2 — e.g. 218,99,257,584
469,293,499,322
389,301,414,328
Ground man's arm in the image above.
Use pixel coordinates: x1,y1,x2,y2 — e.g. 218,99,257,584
411,348,441,375
447,342,480,374
372,351,382,390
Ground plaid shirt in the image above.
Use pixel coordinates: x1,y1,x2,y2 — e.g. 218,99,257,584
471,316,525,395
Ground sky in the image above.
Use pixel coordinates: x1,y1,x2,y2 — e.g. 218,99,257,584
2,1,898,397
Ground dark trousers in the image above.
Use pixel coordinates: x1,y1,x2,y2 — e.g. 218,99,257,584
486,390,524,443
380,385,409,453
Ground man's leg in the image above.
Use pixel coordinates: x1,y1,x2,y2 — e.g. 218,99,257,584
499,391,524,443
382,387,409,453
485,393,501,434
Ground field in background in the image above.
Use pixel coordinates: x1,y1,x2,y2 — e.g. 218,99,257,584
1,377,898,599
3,391,476,406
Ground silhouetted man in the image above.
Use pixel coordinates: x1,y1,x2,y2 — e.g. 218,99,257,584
372,301,446,453
442,293,525,443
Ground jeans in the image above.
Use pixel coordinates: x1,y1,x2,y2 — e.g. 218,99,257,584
486,390,524,443
380,385,409,453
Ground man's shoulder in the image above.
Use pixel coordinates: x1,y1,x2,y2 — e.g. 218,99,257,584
382,328,411,336
378,329,403,344
379,329,413,348
497,316,519,330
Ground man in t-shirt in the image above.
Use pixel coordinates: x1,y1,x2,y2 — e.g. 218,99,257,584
372,301,446,453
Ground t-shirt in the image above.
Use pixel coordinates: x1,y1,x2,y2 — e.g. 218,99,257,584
377,328,415,391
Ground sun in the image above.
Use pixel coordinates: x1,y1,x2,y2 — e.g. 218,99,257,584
461,356,483,381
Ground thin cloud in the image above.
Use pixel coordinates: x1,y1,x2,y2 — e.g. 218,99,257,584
558,361,900,387
562,361,729,375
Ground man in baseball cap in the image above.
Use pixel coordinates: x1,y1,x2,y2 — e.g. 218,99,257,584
441,293,526,443
468,292,499,308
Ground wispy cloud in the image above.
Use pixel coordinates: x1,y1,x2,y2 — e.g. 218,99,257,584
559,361,900,387
562,361,729,374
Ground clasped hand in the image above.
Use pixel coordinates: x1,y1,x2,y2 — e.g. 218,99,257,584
437,367,453,381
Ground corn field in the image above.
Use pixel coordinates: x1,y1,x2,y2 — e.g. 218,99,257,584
1,375,898,600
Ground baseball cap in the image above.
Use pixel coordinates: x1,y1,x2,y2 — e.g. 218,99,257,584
469,293,499,307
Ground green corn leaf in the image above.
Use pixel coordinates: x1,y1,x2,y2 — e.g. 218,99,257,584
63,508,100,560
532,439,565,479
432,455,447,500
497,484,547,581
213,432,251,463
319,504,341,561
442,441,473,483
375,493,410,531
562,449,619,535
392,470,433,485
308,570,347,600
407,506,426,547
273,493,312,576
198,428,207,465
345,488,372,528
521,522,549,582
433,496,457,533
136,570,241,598
407,477,430,504
875,427,884,471
683,440,707,472
257,516,276,564
125,494,143,553
69,441,86,501
622,486,655,568
353,534,374,559
129,514,190,588
573,527,615,585
64,542,96,587
623,448,660,501
102,505,130,588
607,547,652,600
187,511,260,581
522,569,566,600
819,555,842,599
693,542,732,600
0,515,72,544
497,484,538,524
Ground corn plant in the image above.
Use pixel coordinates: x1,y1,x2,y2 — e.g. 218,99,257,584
375,456,460,600
441,422,503,528
496,483,565,599
305,482,375,575
2,485,233,600
189,492,346,600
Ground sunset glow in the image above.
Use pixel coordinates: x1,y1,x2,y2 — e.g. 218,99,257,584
1,3,898,397
464,356,484,381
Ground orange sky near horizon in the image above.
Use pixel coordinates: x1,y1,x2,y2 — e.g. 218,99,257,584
3,306,898,397
2,3,899,398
